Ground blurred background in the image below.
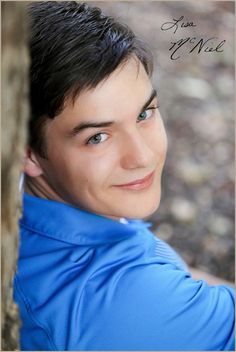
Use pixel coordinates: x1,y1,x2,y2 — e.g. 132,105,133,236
90,1,235,281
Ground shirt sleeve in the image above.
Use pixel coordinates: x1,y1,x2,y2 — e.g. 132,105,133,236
84,262,235,350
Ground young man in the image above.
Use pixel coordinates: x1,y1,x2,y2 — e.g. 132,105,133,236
14,1,234,350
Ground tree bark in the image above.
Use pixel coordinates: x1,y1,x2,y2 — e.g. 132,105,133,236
1,2,29,349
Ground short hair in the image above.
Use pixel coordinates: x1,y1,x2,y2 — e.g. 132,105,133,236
28,1,153,158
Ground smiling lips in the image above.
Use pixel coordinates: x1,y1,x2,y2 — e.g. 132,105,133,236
114,171,155,191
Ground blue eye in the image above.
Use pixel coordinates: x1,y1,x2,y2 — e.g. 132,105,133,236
87,133,108,145
137,108,156,122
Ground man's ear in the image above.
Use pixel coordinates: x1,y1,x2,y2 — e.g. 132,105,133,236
23,147,43,177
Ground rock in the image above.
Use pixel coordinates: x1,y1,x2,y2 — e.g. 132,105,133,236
170,197,197,223
207,214,233,237
175,77,211,99
176,159,212,185
195,187,213,208
156,223,174,241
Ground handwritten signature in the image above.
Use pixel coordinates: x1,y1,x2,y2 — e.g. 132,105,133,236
169,37,226,60
161,15,226,60
161,15,196,34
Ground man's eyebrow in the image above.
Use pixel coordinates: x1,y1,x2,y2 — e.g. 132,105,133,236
69,120,114,137
68,88,158,137
139,88,157,115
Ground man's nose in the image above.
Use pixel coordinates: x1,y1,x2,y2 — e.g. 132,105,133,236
119,131,155,170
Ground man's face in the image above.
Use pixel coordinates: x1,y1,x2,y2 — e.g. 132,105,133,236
33,57,168,219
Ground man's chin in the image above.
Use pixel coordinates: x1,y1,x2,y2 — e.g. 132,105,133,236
127,202,160,220
109,197,161,220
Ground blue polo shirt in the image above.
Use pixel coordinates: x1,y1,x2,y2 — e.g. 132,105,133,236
14,193,235,350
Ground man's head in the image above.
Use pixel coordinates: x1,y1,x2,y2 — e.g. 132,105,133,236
25,1,167,219
28,1,153,158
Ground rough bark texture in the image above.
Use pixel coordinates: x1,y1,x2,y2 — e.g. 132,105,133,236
1,2,29,350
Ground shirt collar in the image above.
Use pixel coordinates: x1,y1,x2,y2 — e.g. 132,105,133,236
20,193,151,246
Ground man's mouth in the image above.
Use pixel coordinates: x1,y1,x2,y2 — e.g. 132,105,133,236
114,171,155,191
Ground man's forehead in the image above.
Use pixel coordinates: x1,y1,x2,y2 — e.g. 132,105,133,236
50,58,155,133
67,58,150,104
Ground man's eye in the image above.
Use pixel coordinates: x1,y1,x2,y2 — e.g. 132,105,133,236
137,107,157,122
86,133,108,145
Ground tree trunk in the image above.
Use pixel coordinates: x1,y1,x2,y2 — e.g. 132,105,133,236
1,2,29,349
